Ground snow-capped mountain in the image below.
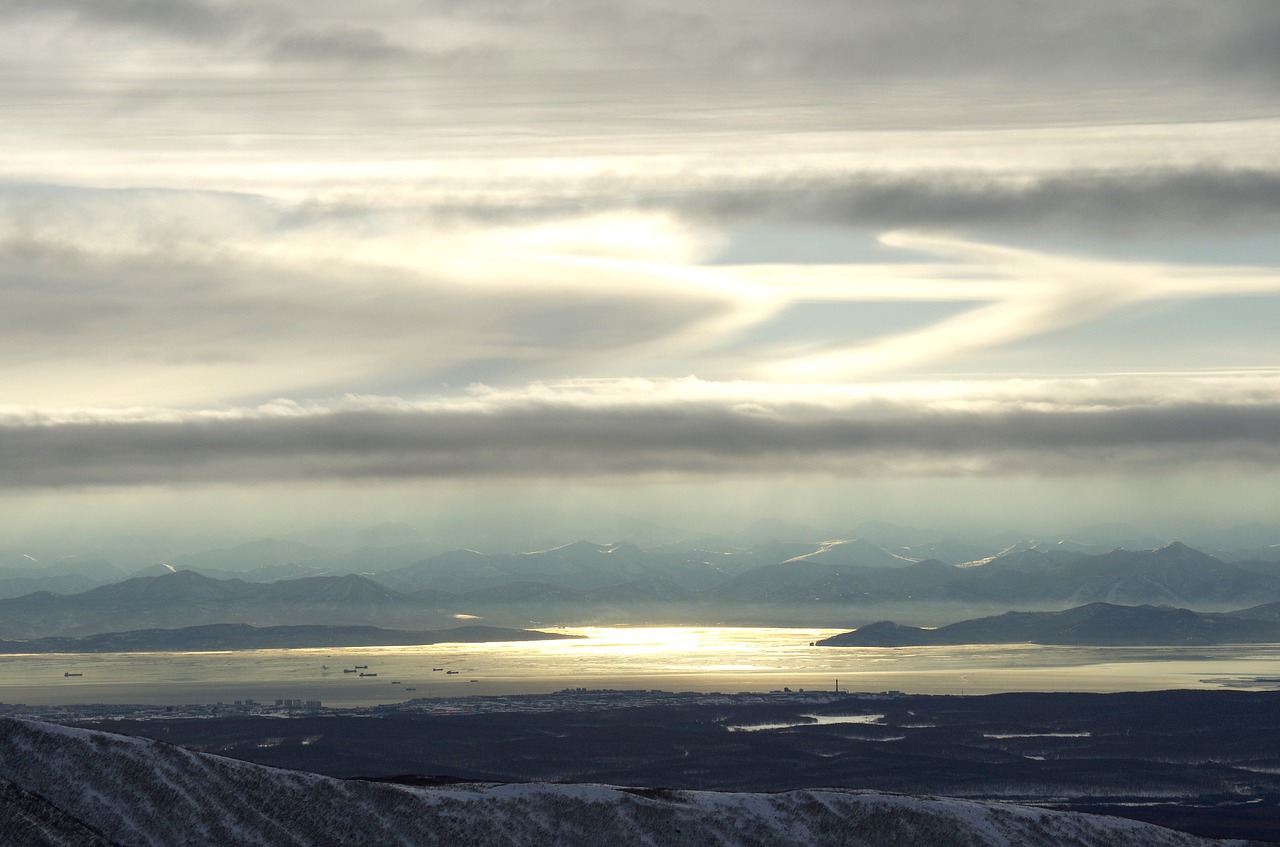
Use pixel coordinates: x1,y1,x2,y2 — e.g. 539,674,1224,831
0,718,1251,847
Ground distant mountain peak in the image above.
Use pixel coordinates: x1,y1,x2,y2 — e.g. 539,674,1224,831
536,540,604,555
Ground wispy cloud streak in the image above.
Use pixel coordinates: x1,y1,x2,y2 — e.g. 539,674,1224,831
762,233,1280,381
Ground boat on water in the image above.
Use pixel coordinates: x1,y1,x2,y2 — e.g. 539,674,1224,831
360,672,378,677
354,664,368,669
63,672,83,677
432,668,443,671
445,670,459,674
343,668,357,673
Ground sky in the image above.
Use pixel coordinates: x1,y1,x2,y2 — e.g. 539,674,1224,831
3,0,1280,547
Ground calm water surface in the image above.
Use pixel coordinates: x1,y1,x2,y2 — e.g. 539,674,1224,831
2,626,1277,707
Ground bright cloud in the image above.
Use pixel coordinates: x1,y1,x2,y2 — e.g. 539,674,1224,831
2,0,1280,536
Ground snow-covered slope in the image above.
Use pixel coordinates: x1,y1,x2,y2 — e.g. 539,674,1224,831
0,718,1246,847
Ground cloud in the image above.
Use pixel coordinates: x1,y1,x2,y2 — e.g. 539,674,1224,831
2,2,1279,540
264,25,423,66
0,184,760,406
3,376,1279,489
5,0,1280,165
663,167,1280,237
2,0,250,42
203,165,1280,239
4,181,1278,404
759,232,1280,381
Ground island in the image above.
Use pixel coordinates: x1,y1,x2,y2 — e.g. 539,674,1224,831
0,623,580,653
816,601,1280,647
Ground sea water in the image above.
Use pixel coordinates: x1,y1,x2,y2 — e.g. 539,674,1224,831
1,626,1277,707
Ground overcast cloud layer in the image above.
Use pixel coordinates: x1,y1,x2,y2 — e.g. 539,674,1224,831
2,0,1279,537
5,381,1280,489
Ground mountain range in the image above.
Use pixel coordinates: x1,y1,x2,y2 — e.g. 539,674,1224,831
3,539,1280,637
0,718,1247,847
817,601,1280,647
0,571,462,639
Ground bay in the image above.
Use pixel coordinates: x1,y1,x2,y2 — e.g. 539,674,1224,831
2,626,1278,708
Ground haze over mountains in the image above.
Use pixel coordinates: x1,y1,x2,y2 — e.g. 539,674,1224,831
2,521,1280,637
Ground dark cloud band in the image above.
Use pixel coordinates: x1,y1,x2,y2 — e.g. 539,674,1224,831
648,168,1280,235
4,399,1278,488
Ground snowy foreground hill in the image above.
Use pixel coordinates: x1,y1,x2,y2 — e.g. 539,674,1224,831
0,718,1257,847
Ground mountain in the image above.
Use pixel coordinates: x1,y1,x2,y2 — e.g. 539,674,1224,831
286,540,452,575
0,623,576,653
0,718,1240,847
1220,548,1280,569
377,541,732,595
0,557,131,582
780,539,918,569
921,542,1280,609
1055,522,1166,551
0,573,103,601
128,559,342,583
713,559,959,607
1187,522,1280,552
844,520,938,548
1231,599,1280,622
900,538,997,565
965,546,1087,572
0,779,118,847
687,541,1280,620
733,517,828,544
5,540,1278,632
112,534,460,583
817,602,1280,647
0,570,465,639
694,540,836,573
0,557,133,599
170,537,332,572
1048,542,1280,606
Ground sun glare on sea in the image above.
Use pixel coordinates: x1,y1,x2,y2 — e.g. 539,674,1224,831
560,627,707,657
554,626,837,660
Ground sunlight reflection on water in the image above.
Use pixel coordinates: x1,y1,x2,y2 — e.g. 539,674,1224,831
1,626,1278,707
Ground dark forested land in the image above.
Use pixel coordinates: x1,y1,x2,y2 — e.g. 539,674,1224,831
78,688,1280,842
